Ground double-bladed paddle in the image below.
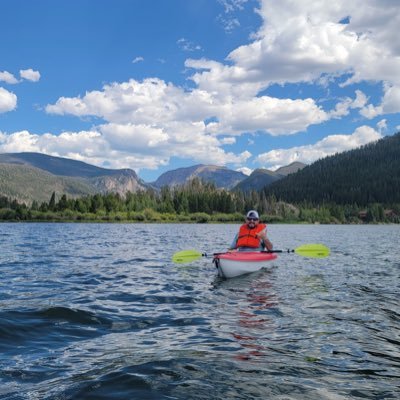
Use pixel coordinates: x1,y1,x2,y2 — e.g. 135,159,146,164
172,243,330,264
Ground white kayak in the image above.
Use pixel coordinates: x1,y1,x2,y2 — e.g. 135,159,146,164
213,251,278,279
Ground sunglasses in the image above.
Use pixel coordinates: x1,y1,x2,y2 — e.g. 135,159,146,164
247,217,259,222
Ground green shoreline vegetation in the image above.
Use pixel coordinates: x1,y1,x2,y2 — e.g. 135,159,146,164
1,179,399,224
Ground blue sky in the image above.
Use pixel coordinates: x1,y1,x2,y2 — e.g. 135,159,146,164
1,0,399,182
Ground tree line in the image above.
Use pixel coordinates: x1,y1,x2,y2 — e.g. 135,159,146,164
263,132,400,206
0,178,399,224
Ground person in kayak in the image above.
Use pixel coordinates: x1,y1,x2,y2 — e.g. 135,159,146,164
229,210,273,252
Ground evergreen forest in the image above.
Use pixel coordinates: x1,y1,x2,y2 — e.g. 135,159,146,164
263,132,400,206
0,177,399,224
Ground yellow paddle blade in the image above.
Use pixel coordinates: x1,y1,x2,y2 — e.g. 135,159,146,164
294,244,330,258
172,249,203,264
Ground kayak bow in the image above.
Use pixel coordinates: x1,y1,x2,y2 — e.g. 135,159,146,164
213,251,278,279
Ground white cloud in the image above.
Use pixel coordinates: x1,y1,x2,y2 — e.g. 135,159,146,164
0,87,17,113
0,129,100,154
200,3,358,92
376,119,387,133
43,75,329,173
190,0,400,105
329,90,369,118
0,123,251,172
236,166,252,176
47,78,181,121
0,129,162,171
0,130,40,152
360,83,400,119
185,58,261,98
132,56,144,64
256,125,382,170
218,0,249,14
359,104,383,119
259,0,400,85
220,96,328,135
217,0,249,33
380,84,400,114
46,76,328,137
329,97,353,118
0,71,18,84
0,68,41,85
220,136,236,145
217,16,240,33
39,0,400,173
177,38,202,52
99,123,168,152
352,90,368,108
20,69,41,82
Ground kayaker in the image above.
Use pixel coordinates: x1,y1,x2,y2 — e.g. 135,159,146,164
229,210,273,252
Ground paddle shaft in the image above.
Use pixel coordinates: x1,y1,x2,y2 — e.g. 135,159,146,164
265,249,294,254
173,244,329,263
209,249,294,257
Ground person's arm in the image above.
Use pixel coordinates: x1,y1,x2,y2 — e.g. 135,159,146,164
257,228,273,251
228,233,238,250
263,237,273,251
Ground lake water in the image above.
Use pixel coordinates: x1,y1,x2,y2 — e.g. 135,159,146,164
0,223,399,399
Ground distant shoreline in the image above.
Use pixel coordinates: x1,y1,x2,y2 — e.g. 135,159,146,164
0,218,396,225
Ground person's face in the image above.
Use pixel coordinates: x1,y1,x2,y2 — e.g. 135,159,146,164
246,216,259,228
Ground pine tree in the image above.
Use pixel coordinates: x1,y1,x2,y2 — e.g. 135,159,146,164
49,192,56,211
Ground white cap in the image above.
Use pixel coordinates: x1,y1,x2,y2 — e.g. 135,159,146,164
246,210,259,219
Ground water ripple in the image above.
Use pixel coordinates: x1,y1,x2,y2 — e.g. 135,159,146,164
0,223,399,399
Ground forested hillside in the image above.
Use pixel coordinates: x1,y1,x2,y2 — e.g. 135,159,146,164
0,163,96,203
263,133,400,206
0,152,149,201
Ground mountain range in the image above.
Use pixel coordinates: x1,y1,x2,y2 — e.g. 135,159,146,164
0,153,148,204
234,162,306,192
2,132,398,207
151,162,305,191
0,152,305,204
151,164,247,190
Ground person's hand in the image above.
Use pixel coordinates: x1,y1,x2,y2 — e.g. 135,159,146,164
256,232,266,240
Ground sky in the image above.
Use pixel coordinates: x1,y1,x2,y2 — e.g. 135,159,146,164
1,0,399,182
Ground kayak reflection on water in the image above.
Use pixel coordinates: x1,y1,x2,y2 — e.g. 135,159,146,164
233,279,279,361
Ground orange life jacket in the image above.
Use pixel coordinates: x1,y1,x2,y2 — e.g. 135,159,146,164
236,223,266,248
